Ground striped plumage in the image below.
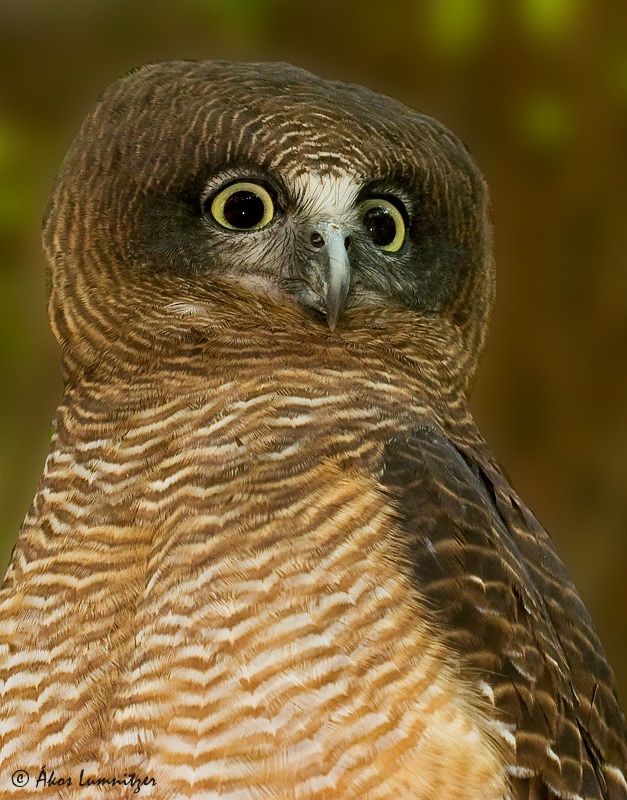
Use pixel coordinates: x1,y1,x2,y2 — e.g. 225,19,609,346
0,61,624,799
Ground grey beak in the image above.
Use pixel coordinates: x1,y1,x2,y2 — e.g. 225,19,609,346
310,222,351,331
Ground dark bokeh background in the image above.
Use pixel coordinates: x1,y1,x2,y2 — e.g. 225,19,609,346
1,1,625,700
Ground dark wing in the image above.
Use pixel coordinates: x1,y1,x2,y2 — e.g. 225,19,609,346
381,425,627,800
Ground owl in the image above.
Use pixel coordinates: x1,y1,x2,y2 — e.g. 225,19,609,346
0,60,625,800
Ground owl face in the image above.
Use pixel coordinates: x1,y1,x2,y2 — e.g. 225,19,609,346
197,171,384,331
43,61,494,387
187,167,459,332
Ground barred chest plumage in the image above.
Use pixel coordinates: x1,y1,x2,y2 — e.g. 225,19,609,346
0,363,507,800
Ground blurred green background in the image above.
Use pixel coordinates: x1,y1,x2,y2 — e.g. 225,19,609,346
1,0,625,700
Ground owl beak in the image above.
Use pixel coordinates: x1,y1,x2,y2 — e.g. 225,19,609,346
310,222,352,331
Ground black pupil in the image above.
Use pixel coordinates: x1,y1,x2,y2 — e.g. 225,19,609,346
223,190,265,229
363,206,397,247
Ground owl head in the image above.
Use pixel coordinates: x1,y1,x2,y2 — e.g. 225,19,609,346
43,60,493,392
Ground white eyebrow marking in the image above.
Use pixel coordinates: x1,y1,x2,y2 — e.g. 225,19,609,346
291,172,360,221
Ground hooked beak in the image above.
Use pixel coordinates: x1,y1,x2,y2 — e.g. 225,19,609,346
309,221,351,331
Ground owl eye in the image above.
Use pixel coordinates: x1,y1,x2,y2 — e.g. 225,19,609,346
360,198,406,252
208,181,275,231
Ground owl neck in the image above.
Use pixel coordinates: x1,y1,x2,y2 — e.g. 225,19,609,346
48,271,476,404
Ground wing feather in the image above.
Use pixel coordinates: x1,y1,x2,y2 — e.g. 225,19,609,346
380,424,627,799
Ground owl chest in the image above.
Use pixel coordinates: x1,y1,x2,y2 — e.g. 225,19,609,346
132,462,420,734
7,394,506,798
95,462,506,799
